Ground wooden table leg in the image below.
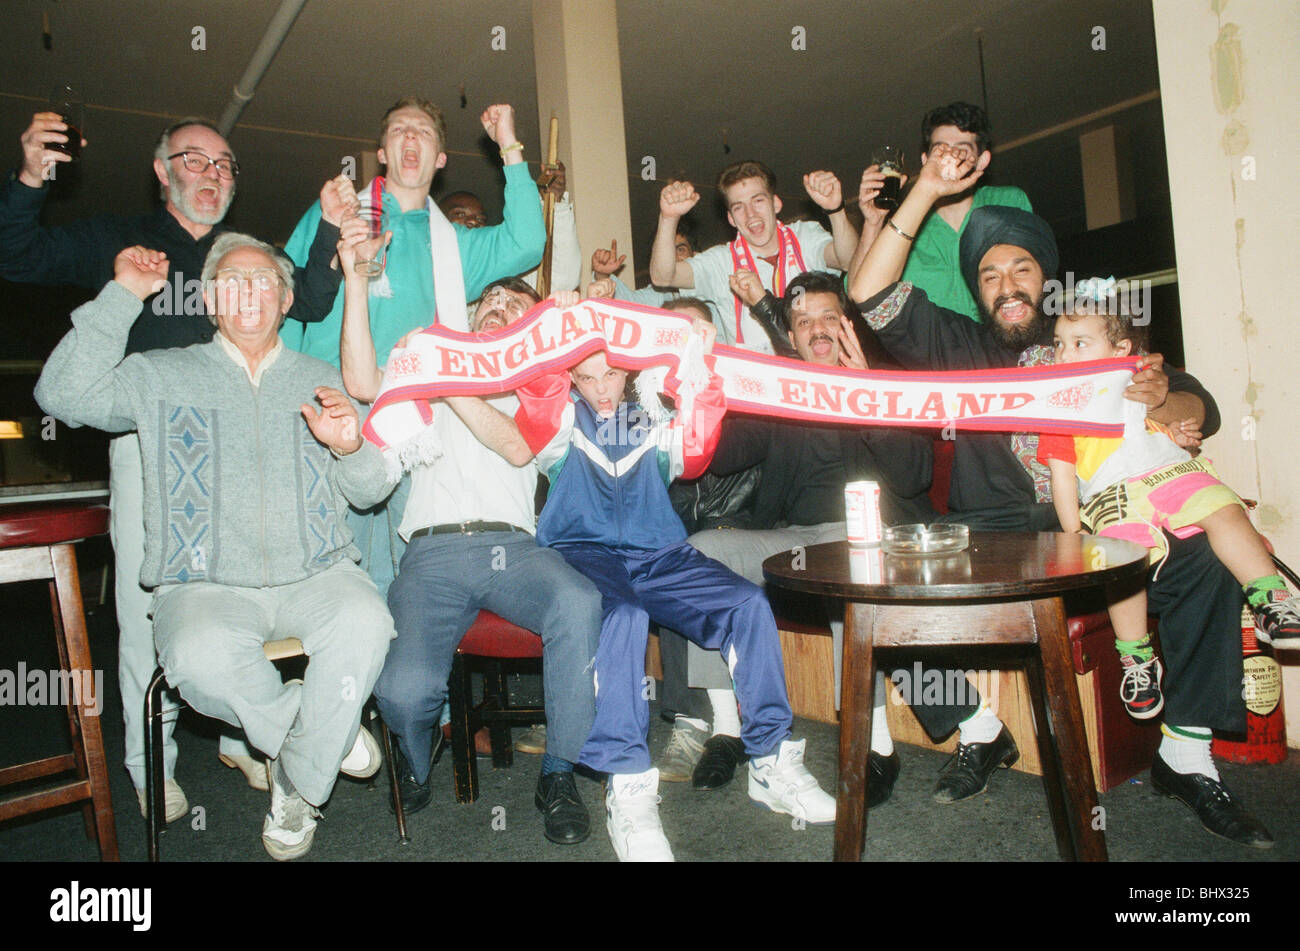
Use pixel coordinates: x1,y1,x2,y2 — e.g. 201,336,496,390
835,601,875,862
1032,596,1107,861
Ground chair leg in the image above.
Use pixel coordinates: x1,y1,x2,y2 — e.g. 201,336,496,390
485,661,513,769
448,653,478,803
144,666,169,863
51,543,118,861
379,716,410,846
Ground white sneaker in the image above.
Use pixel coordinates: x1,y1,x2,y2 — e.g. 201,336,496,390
262,761,321,861
605,768,674,862
136,778,189,824
339,724,382,779
219,752,270,791
749,738,836,825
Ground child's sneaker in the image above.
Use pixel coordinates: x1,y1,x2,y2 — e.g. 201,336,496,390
748,738,836,824
605,768,674,862
1251,590,1300,646
1118,654,1164,720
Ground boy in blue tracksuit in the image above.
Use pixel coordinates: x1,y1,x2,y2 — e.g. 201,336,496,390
514,315,835,862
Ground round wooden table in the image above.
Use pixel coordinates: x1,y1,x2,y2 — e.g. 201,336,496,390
763,532,1148,862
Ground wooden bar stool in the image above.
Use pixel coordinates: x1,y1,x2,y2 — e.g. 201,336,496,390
447,611,546,804
0,502,118,861
386,610,546,842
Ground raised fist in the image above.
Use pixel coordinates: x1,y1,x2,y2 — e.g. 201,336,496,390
802,170,843,211
480,104,518,148
728,269,766,307
113,246,169,301
659,180,700,219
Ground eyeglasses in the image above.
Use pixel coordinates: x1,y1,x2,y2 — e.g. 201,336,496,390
168,151,239,179
213,268,282,292
481,287,529,316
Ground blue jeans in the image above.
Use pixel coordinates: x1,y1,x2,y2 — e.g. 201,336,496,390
375,531,602,782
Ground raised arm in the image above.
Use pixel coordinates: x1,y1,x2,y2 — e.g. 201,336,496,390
283,174,356,326
34,247,168,431
337,219,385,402
649,182,699,288
802,171,858,270
848,147,985,303
459,105,547,297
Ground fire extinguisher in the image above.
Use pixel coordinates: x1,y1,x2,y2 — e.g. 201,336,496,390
1212,562,1290,764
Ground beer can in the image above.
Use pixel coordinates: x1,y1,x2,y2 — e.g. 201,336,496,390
845,480,882,547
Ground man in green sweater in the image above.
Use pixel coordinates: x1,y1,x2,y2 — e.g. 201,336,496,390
893,101,1032,322
36,235,398,861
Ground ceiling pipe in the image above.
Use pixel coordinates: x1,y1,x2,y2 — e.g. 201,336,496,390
216,0,310,138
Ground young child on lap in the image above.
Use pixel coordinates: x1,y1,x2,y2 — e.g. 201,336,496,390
1038,282,1299,721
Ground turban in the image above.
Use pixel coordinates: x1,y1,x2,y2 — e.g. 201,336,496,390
959,206,1059,296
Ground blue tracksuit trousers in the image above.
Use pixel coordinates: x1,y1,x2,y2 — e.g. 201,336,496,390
555,540,792,774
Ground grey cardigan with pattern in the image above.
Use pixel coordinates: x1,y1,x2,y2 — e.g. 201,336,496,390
36,280,394,588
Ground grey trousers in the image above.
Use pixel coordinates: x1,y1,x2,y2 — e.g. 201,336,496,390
151,560,395,806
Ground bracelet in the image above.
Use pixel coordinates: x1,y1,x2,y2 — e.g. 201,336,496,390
827,201,845,214
499,142,524,158
887,220,915,241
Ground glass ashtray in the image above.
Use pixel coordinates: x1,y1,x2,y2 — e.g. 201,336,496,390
881,523,970,556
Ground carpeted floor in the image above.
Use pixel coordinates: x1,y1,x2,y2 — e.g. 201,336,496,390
2,562,1297,864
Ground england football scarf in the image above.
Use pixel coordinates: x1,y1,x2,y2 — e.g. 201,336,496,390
361,177,469,331
727,223,807,345
363,298,1136,476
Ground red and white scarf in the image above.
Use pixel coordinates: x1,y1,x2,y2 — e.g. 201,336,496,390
727,223,807,345
363,297,1135,476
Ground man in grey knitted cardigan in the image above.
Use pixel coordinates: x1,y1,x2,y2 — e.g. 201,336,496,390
36,233,397,860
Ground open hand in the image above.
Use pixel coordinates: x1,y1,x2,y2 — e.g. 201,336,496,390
301,386,363,454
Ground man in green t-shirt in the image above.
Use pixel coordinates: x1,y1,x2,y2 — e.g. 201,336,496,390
893,101,1032,322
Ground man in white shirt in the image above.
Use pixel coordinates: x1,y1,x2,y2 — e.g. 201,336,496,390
338,271,603,846
647,160,858,352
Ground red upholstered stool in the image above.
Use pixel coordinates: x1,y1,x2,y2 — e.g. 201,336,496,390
448,610,545,803
0,502,118,860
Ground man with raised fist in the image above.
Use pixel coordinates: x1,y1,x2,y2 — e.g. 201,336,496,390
280,98,546,604
647,160,858,354
0,112,354,813
35,238,397,860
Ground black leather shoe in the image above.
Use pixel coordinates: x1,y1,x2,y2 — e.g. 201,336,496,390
932,726,1019,803
868,751,901,808
534,771,590,845
1150,755,1274,849
390,750,434,816
692,734,748,791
